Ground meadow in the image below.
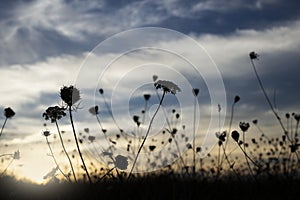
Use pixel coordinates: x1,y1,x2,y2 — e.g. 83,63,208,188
1,52,300,199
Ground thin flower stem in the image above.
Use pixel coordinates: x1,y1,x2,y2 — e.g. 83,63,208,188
193,96,197,174
69,107,92,184
142,100,148,124
0,117,8,137
237,141,260,168
128,91,166,180
0,158,14,177
0,153,13,157
221,102,236,165
55,120,77,182
250,59,289,141
45,136,70,182
96,167,115,183
221,144,241,180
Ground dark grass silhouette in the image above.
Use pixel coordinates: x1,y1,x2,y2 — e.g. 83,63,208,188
1,174,300,200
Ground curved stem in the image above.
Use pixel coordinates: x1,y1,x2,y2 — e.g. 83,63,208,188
0,158,14,177
69,107,92,184
128,91,166,180
46,136,70,182
251,59,289,140
193,96,197,174
0,117,8,137
55,120,77,182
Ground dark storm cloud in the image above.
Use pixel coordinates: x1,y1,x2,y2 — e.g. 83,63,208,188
1,0,300,67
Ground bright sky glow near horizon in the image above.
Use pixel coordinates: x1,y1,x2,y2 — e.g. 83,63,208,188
0,0,300,184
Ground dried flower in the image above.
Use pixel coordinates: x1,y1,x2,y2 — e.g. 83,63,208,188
115,155,128,170
294,114,300,122
154,80,181,95
43,130,51,137
43,106,66,123
239,122,250,132
193,88,199,96
99,88,104,95
4,107,15,118
88,136,96,143
234,96,240,103
249,51,259,60
152,75,158,82
13,150,20,160
89,106,99,115
252,119,258,125
60,85,80,107
144,94,151,101
231,130,240,142
216,131,226,142
286,113,290,119
149,145,156,151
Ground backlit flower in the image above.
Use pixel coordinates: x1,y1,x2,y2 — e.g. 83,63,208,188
249,51,259,60
231,130,240,142
60,85,80,107
144,94,151,101
89,106,99,115
239,122,250,132
193,88,199,96
43,130,51,137
13,150,20,160
43,106,66,123
154,80,181,95
4,107,15,118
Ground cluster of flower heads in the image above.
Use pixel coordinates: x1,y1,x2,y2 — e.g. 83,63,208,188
43,106,66,123
154,80,181,95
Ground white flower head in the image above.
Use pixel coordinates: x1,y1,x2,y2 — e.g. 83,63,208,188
154,80,181,95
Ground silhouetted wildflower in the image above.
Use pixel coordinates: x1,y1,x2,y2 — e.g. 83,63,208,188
153,75,158,82
234,96,240,103
186,143,192,149
193,88,199,96
216,131,226,142
154,80,181,94
294,114,300,122
88,136,96,143
115,155,128,170
43,106,66,123
249,51,259,60
231,130,240,142
13,150,20,160
4,107,15,118
286,113,290,119
43,130,51,137
60,85,80,107
239,122,250,132
89,106,99,115
149,145,156,151
252,119,258,124
99,88,104,95
289,143,300,153
144,94,151,101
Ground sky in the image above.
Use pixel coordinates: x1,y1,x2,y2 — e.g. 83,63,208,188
0,0,300,183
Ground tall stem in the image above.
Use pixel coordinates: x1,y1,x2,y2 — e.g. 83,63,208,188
193,96,197,174
55,120,77,182
69,107,92,184
128,91,166,180
251,59,289,140
0,117,8,137
46,136,70,182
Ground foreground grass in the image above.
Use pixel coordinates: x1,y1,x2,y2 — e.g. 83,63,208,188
1,175,300,200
